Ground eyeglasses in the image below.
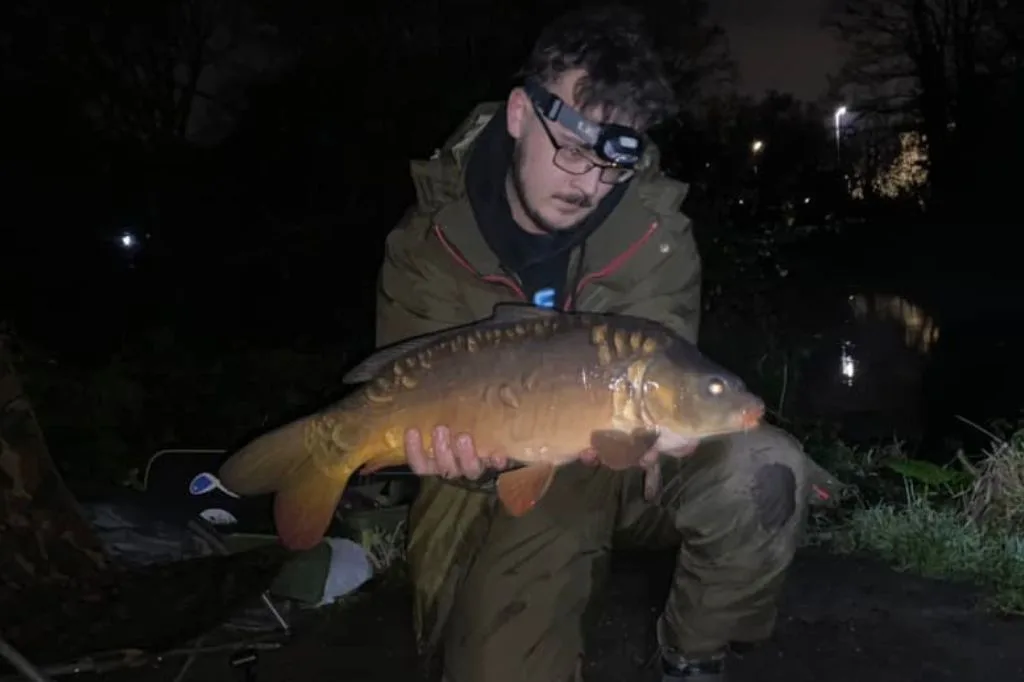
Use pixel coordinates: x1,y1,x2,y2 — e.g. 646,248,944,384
528,100,636,185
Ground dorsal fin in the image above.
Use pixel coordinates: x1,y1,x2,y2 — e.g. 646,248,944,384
342,304,562,384
342,332,449,384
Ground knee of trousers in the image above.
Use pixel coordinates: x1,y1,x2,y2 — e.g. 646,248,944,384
702,424,810,537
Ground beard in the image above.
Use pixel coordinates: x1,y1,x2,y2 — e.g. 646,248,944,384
509,145,593,234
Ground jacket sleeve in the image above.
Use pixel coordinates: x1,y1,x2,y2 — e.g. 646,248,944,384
375,210,472,348
607,213,702,344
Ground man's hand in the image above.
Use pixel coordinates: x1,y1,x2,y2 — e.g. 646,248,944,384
638,440,699,468
637,441,699,502
405,426,510,479
567,439,700,471
404,427,697,480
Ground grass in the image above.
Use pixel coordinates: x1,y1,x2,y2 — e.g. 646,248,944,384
805,418,1024,615
358,520,409,574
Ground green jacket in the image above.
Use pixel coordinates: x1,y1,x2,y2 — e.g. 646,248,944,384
373,102,704,651
376,102,702,349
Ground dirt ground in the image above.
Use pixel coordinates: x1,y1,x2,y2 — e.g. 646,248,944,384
73,546,1024,682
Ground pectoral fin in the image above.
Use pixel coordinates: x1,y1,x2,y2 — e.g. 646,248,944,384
496,462,556,517
590,429,659,470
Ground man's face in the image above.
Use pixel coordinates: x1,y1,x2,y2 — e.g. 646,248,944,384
505,69,634,233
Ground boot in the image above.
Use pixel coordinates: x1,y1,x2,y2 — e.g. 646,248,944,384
659,651,726,682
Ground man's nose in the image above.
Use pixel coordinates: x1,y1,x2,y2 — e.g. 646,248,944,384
570,167,602,196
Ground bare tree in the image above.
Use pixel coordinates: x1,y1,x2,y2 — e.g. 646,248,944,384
12,0,280,148
652,0,737,109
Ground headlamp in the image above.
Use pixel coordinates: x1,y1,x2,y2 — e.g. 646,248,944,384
523,79,645,169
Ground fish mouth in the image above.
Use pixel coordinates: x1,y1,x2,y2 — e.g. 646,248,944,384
688,404,766,441
740,401,766,430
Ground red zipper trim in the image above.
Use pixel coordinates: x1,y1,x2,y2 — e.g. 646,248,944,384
562,220,660,310
432,224,526,300
433,219,661,309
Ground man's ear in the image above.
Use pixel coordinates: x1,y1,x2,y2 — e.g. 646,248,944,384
506,87,530,140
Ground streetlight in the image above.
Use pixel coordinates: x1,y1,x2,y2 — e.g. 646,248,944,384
750,139,764,176
833,105,847,162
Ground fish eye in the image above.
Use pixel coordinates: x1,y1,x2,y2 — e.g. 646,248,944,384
706,377,726,396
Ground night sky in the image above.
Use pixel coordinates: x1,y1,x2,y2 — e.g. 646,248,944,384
710,0,844,100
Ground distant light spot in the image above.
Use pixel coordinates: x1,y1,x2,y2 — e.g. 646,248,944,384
840,340,856,386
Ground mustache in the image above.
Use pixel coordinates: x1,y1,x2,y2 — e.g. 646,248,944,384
552,193,593,208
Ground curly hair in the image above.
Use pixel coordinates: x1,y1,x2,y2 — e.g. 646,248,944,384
518,4,678,131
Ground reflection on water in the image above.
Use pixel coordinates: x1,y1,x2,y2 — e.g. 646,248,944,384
848,293,940,354
709,283,1016,449
797,292,941,442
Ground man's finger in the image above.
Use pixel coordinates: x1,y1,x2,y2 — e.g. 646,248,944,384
453,432,482,479
578,447,600,466
405,428,436,475
638,447,659,468
663,441,699,458
481,447,509,471
432,425,458,477
642,459,662,502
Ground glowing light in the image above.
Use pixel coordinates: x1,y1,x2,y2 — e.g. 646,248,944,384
120,232,135,248
840,340,856,386
834,106,848,162
751,139,764,154
834,106,847,128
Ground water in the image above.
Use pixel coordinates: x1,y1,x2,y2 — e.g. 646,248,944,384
768,285,1022,457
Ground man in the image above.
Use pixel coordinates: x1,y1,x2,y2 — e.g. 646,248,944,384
374,6,815,681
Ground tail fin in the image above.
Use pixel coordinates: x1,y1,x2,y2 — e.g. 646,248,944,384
218,418,316,495
218,416,355,551
272,455,351,550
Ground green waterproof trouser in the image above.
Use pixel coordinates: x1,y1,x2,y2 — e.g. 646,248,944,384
408,425,812,682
